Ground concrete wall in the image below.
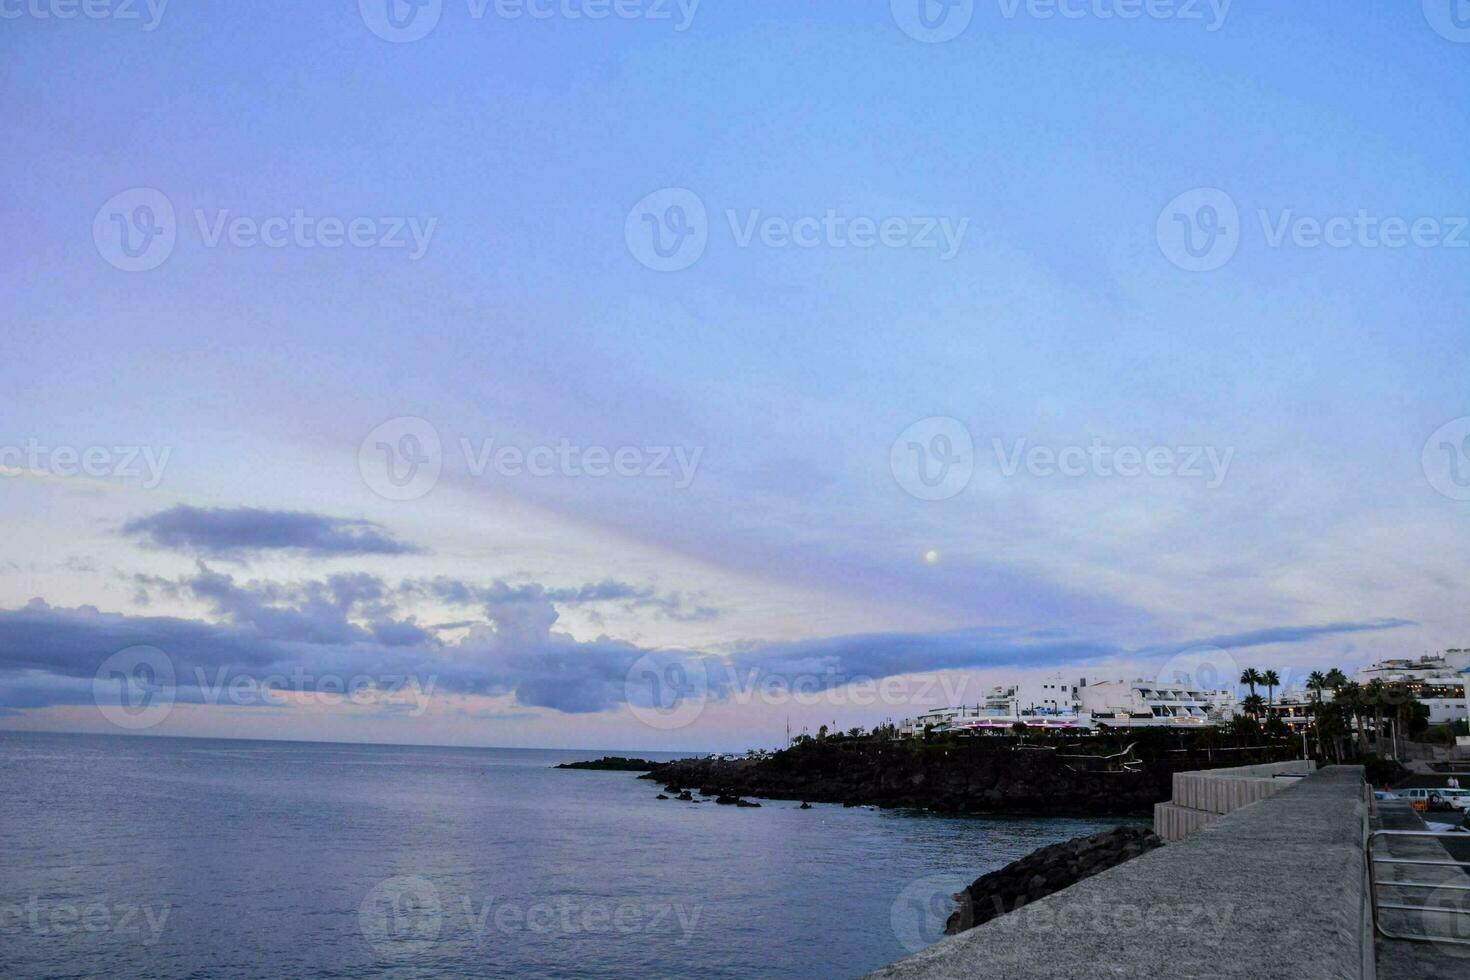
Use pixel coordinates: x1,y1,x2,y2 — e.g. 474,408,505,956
869,766,1372,980
1154,759,1318,842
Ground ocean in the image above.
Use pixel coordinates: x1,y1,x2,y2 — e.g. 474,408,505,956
0,732,1129,978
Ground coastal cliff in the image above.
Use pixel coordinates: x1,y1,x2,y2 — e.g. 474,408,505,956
642,736,1294,816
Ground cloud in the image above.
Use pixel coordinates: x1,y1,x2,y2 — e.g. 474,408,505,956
401,577,718,623
0,569,1415,718
120,505,422,560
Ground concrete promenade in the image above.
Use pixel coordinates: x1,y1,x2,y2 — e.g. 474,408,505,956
868,766,1372,979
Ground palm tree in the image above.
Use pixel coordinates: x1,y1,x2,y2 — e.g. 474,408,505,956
1365,679,1387,749
1306,671,1328,755
1242,693,1266,721
1240,668,1263,699
1262,670,1280,718
1336,681,1366,756
1324,668,1347,694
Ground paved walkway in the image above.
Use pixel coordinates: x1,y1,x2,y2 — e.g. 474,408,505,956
1371,800,1470,979
868,767,1371,980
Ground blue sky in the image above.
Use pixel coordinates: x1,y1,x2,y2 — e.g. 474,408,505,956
1,1,1466,749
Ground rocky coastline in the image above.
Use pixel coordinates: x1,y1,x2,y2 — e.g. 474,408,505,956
554,756,661,772
637,737,1244,816
945,825,1165,933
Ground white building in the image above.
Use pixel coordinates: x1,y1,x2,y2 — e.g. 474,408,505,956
898,672,1235,735
1353,650,1469,726
1076,679,1236,729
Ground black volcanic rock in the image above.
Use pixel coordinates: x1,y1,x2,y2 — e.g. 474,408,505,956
635,729,1299,825
643,735,1289,817
946,826,1164,933
556,757,661,772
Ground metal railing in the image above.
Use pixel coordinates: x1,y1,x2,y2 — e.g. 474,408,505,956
1368,829,1470,946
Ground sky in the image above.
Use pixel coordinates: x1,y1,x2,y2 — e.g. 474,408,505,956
0,1,1467,751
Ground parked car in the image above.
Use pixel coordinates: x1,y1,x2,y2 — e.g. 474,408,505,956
1397,787,1470,811
1373,790,1401,801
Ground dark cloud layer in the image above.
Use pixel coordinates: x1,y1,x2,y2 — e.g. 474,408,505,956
121,505,421,559
0,563,1415,716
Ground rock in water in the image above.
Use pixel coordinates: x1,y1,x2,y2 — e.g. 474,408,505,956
945,825,1164,934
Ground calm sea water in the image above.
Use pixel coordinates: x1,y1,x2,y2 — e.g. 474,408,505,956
0,732,1131,979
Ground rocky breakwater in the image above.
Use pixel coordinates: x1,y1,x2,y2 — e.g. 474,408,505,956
555,756,661,772
945,825,1164,933
643,739,1185,815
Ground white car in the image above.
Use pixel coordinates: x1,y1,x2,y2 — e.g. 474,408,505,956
1398,787,1470,811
